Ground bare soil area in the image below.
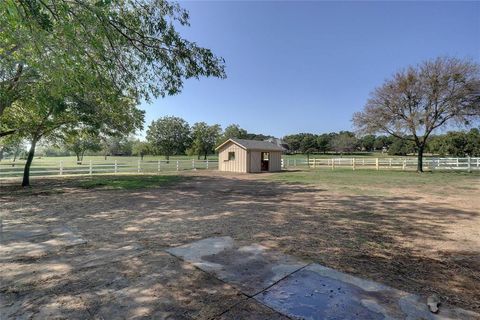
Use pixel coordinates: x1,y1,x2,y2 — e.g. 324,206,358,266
1,171,479,318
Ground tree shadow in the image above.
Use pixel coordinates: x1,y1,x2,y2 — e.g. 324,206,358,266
1,174,479,317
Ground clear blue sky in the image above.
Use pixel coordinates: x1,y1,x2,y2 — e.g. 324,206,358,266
140,1,480,138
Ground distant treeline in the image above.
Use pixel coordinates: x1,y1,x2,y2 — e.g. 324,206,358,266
283,129,480,157
3,120,479,161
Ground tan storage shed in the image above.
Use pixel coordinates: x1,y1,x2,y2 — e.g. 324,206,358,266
216,139,284,173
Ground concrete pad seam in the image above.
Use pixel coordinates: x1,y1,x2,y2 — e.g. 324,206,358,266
164,250,258,320
250,262,312,299
165,249,307,320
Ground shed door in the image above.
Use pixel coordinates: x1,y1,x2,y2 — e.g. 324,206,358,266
261,152,269,171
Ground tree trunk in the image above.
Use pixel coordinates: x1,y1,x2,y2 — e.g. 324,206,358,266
417,145,424,172
76,153,81,164
204,153,207,160
22,137,38,187
166,154,170,164
141,153,144,161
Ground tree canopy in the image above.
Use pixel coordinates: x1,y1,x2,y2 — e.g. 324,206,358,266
353,57,480,171
0,0,226,120
146,116,191,160
0,0,226,186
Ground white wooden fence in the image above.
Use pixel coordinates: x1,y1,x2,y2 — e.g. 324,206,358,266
0,159,218,179
282,157,480,172
1,157,478,179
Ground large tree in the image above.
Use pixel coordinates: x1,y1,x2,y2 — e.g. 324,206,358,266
62,128,102,164
353,57,480,171
132,140,152,161
146,116,191,160
189,122,221,160
221,124,248,142
0,0,226,136
330,131,358,154
4,86,143,186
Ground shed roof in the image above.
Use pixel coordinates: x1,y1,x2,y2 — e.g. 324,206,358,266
216,138,285,151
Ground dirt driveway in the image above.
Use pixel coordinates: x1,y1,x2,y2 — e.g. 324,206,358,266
1,172,479,318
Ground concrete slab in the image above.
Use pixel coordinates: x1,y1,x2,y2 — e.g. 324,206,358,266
256,263,480,320
167,236,308,296
168,237,479,320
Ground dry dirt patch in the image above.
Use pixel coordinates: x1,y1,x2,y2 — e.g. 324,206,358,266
1,171,479,317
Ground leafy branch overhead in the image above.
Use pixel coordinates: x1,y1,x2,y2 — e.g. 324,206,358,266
0,0,226,116
0,0,226,186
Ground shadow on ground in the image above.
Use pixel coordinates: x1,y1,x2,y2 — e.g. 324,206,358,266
1,173,479,318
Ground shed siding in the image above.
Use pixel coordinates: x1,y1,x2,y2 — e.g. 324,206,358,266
269,151,282,171
218,143,247,172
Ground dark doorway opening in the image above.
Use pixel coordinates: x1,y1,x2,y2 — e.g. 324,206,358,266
261,152,270,171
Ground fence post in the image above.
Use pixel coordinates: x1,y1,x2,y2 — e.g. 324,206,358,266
332,159,335,170
402,159,406,171
206,159,209,169
192,159,195,170
467,156,471,173
59,161,63,176
114,160,117,174
375,158,379,171
389,158,392,167
456,158,459,167
158,160,161,172
176,160,179,171
281,158,284,168
294,159,297,167
89,160,92,176
352,158,355,171
137,159,141,173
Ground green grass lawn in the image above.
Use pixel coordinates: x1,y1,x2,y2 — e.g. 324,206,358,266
265,168,480,195
78,174,184,190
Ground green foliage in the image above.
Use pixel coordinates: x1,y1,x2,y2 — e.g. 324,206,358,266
387,138,416,156
427,128,480,157
189,122,221,159
299,134,317,154
63,129,102,163
330,131,358,153
0,134,24,160
146,116,191,160
101,136,135,157
359,135,376,152
221,124,248,142
353,57,480,171
0,0,226,118
131,140,152,159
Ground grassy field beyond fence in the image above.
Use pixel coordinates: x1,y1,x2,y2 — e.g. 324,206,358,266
1,154,478,180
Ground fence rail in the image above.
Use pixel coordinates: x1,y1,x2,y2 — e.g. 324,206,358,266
0,159,218,179
282,157,480,172
1,157,478,179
